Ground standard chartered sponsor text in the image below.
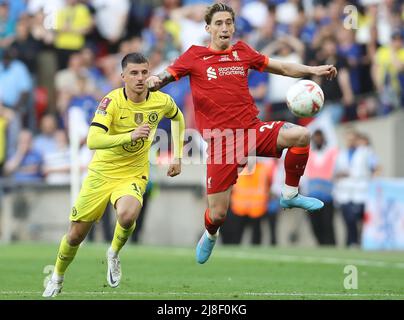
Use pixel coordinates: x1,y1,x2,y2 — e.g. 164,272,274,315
218,66,245,76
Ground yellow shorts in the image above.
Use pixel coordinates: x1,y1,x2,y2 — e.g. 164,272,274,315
69,173,147,222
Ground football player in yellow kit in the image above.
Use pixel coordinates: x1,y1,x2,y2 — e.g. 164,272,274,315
43,52,185,298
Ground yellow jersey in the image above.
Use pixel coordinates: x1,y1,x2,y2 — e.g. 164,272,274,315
55,4,92,50
375,46,404,93
88,87,179,180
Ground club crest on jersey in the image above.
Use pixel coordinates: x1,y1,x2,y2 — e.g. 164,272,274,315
135,113,143,124
98,97,111,111
232,50,240,61
148,111,158,124
123,138,144,153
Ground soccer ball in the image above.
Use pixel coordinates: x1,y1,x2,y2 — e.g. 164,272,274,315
286,80,324,117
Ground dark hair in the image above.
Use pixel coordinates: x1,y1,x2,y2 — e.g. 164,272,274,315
204,2,235,25
313,129,324,136
121,52,148,70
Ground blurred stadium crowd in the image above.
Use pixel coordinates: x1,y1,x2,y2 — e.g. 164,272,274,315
0,0,402,183
0,0,403,181
0,0,401,247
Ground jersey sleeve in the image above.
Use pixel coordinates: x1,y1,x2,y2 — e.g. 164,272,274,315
243,42,269,72
166,47,194,80
90,95,115,131
164,95,180,119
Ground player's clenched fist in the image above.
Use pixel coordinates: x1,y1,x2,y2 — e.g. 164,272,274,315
131,124,150,141
167,161,181,177
146,75,162,92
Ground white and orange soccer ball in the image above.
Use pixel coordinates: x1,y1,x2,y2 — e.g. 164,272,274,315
286,80,324,117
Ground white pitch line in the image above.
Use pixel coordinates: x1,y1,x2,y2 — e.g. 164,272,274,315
1,291,404,298
217,251,404,269
154,248,404,269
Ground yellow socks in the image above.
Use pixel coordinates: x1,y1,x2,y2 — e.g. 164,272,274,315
54,235,79,276
110,221,136,255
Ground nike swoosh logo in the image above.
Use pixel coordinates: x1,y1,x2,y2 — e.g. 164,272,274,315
120,116,128,119
109,270,117,285
203,55,214,60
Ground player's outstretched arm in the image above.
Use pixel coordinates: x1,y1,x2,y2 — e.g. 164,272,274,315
167,108,185,177
146,70,175,92
87,124,150,150
263,59,337,80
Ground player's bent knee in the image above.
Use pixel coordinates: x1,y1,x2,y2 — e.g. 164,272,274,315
297,127,311,146
209,206,227,223
287,126,310,147
117,208,137,228
66,232,85,246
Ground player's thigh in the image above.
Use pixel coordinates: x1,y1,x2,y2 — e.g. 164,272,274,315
276,122,310,149
115,195,143,222
110,177,147,219
70,174,113,223
254,120,285,157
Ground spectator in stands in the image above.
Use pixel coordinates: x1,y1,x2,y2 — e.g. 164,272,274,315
142,10,179,59
3,0,26,23
337,28,362,96
304,129,337,246
262,35,304,123
55,52,96,120
29,7,55,46
42,129,70,185
334,129,380,247
246,4,275,51
53,0,93,69
356,132,382,176
3,129,42,182
80,46,109,96
240,0,269,30
26,0,64,17
32,113,58,158
313,36,355,123
89,0,130,54
153,0,182,22
10,15,43,75
0,1,16,58
372,30,404,113
0,103,13,171
168,3,209,52
0,47,33,157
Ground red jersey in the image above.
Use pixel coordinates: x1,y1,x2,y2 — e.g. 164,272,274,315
167,41,269,135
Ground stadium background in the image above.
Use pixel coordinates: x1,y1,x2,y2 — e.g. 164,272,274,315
0,0,403,300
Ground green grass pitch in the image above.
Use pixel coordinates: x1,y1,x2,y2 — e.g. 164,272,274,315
0,243,403,300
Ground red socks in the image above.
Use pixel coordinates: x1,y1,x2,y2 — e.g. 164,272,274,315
204,209,225,235
284,145,310,187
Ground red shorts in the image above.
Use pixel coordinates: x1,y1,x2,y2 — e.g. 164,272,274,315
206,120,284,194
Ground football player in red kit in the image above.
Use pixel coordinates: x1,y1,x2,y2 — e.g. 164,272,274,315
147,2,337,264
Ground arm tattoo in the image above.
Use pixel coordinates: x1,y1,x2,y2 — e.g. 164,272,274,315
157,70,175,89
